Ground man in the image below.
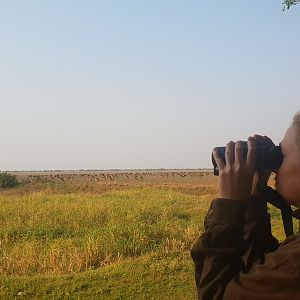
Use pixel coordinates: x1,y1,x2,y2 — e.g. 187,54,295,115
191,112,300,299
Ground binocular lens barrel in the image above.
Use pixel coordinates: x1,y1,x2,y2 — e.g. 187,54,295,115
212,144,283,176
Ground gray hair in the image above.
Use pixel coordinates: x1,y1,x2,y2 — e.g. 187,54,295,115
292,111,300,145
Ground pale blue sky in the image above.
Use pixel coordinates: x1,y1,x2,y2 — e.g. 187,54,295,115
0,1,299,170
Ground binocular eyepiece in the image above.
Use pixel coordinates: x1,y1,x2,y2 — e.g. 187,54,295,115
212,141,283,176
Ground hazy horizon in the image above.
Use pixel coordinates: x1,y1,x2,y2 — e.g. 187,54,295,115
4,168,213,172
1,1,299,171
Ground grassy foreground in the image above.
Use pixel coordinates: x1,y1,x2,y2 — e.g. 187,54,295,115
0,185,210,299
0,176,295,299
0,252,195,299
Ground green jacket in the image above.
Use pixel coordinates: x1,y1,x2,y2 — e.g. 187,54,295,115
191,194,300,300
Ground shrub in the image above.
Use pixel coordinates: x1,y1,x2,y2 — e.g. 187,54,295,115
0,173,19,189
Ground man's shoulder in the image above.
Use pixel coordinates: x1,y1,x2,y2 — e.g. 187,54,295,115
268,233,300,277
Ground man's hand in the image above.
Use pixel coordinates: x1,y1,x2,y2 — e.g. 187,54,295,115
213,138,256,202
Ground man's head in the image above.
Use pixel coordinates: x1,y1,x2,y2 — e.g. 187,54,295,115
275,111,300,207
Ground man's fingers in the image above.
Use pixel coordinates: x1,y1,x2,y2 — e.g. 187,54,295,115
251,134,264,147
246,137,256,168
225,141,234,165
235,141,244,164
250,134,275,147
213,148,225,170
252,134,263,139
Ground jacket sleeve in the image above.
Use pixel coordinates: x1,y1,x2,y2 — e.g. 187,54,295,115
191,194,279,300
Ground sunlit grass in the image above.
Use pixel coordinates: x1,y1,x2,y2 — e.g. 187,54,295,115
0,188,210,277
0,178,295,299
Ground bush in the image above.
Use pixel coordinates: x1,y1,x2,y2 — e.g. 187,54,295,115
0,173,19,189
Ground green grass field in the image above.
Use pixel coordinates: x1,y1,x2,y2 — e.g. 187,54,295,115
0,171,296,299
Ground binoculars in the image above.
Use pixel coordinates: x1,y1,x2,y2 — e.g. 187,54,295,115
212,141,283,176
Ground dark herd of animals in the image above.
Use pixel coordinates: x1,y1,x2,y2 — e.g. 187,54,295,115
24,171,211,183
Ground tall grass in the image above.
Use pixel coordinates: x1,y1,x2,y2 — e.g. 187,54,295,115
0,182,293,280
0,188,210,276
